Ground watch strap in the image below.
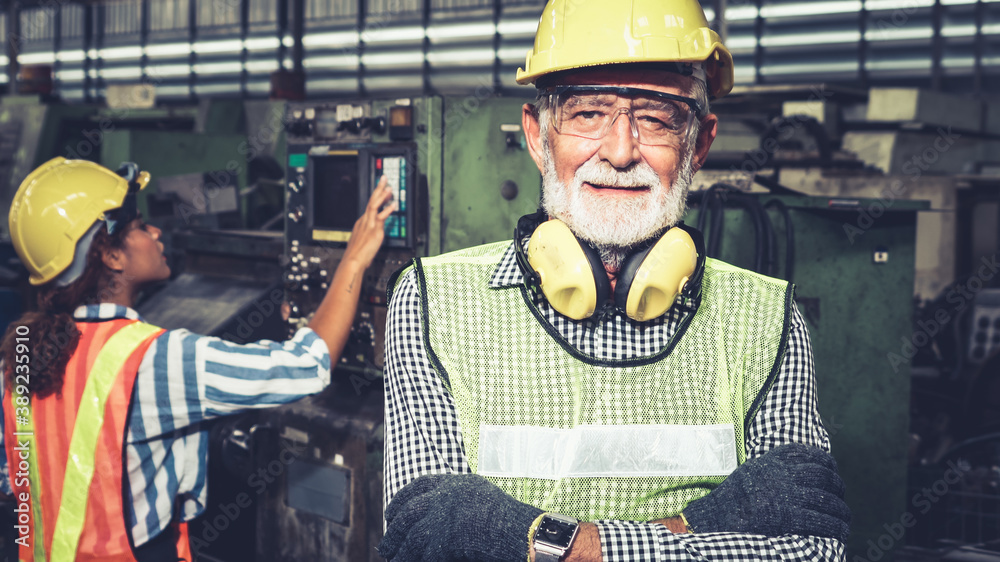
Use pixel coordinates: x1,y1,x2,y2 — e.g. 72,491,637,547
534,549,564,562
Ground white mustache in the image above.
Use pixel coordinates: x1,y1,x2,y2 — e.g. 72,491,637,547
574,159,662,190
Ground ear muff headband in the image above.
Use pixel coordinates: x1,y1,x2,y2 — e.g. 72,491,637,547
515,212,706,322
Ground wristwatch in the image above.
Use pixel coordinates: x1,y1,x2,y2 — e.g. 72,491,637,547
532,512,580,562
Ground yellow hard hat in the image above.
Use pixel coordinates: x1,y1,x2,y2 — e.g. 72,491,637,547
9,157,150,286
516,0,734,99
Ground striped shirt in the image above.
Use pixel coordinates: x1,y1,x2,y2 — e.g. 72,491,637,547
0,303,331,546
383,241,846,561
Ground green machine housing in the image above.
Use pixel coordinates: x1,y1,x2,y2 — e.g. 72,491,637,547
685,194,926,561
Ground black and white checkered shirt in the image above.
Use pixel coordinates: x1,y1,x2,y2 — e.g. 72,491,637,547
383,241,846,561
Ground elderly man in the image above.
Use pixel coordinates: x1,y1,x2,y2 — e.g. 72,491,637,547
378,0,851,561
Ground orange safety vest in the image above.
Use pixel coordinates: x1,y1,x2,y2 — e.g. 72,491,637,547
2,318,192,561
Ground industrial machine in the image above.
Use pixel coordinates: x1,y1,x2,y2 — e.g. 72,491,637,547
688,188,926,561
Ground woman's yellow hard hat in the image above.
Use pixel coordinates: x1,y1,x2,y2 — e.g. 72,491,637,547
9,157,150,286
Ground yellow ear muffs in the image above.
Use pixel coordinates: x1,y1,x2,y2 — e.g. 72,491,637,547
515,211,703,322
526,219,609,320
613,227,698,322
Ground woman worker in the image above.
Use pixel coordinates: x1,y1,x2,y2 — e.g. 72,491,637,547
0,157,394,561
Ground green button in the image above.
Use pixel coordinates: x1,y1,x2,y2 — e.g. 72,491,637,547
289,153,308,168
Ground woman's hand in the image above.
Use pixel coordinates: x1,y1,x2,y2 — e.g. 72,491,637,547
342,176,395,269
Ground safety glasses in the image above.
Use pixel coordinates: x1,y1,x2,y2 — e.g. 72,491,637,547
543,85,704,148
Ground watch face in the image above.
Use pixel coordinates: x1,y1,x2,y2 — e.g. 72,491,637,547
538,517,577,548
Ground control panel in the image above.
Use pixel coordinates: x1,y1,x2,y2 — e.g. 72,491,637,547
285,144,416,250
283,100,422,373
283,242,411,369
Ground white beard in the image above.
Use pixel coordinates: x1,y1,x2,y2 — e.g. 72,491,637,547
539,132,696,270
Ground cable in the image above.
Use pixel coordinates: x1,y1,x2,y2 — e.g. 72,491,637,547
707,186,725,258
691,185,782,276
695,188,711,233
748,195,775,276
691,185,725,258
691,187,797,279
724,192,765,273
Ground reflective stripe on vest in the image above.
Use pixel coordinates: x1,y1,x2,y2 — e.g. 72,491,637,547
410,241,792,521
477,424,738,479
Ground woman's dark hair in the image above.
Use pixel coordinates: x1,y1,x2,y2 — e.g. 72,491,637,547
1,222,131,398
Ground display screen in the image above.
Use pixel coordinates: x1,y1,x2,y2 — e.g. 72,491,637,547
539,517,577,548
313,155,360,232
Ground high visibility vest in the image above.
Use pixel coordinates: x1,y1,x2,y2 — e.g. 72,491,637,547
2,318,192,562
406,241,792,521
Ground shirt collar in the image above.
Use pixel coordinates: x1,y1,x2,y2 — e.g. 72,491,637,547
73,304,143,322
489,240,527,289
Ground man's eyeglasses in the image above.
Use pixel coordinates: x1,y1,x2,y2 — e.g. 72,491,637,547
543,85,704,148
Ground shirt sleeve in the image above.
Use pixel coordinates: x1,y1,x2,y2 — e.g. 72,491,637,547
383,274,845,562
129,326,331,442
383,269,472,510
745,303,833,456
